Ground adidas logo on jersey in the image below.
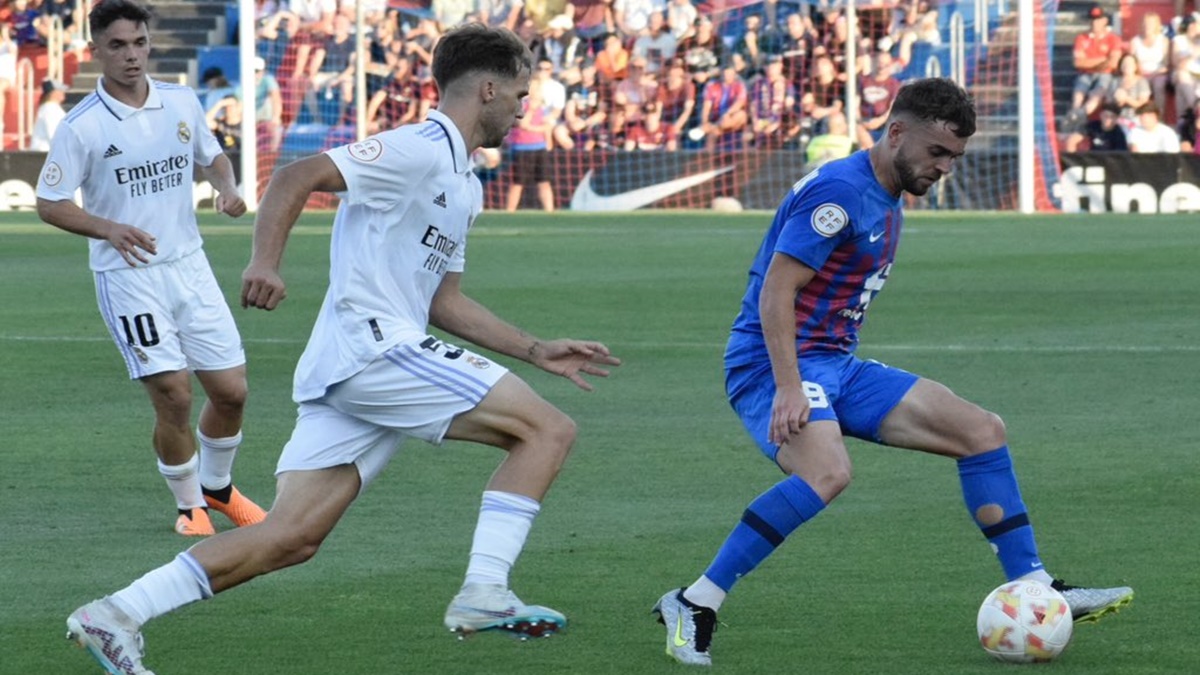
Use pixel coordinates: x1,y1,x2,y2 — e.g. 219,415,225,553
103,145,123,158
433,192,447,208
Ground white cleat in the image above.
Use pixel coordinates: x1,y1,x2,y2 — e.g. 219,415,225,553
66,598,155,675
443,583,566,640
652,588,717,667
1051,580,1134,624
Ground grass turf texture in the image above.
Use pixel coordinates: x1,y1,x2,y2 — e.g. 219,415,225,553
0,210,1196,674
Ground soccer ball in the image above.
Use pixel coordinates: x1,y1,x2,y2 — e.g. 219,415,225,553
976,579,1073,663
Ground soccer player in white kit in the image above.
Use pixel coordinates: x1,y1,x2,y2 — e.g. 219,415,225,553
35,0,267,539
65,23,621,674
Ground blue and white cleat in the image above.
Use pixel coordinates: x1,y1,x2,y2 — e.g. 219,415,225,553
443,583,566,639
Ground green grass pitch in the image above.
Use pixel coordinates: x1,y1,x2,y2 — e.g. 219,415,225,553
1,210,1196,674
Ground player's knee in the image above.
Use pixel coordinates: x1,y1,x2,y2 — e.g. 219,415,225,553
210,381,248,415
967,411,1007,455
264,522,328,568
801,459,852,502
149,386,193,425
536,408,577,459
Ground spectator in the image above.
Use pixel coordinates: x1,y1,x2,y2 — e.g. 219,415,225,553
404,17,441,70
365,56,418,133
614,55,657,122
732,14,769,79
480,0,525,31
594,32,630,83
555,63,608,150
895,2,940,68
201,67,236,112
856,50,900,149
537,14,581,73
1171,13,1200,122
658,57,696,139
30,78,67,151
1067,3,1123,127
614,0,665,39
1129,11,1170,116
416,67,439,120
746,54,797,148
9,0,43,46
1178,99,1200,152
288,0,337,80
535,56,567,127
1128,103,1181,152
40,0,84,50
679,16,724,78
800,53,845,136
780,11,817,87
697,64,748,149
506,79,557,212
304,13,357,123
666,0,697,42
815,7,850,69
625,102,677,150
631,11,675,74
1104,53,1152,120
1064,102,1129,152
206,91,243,151
257,5,299,75
251,56,283,152
0,23,15,146
805,109,854,166
569,0,614,56
432,0,474,30
598,99,629,149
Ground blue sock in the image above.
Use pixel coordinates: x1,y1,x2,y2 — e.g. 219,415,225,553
957,446,1044,580
704,475,826,591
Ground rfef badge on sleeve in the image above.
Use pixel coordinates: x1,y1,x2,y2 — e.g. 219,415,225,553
811,203,848,237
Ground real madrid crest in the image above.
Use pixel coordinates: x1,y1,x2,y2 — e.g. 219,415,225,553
177,121,191,143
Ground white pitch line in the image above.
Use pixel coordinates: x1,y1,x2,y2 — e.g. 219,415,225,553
1,334,1196,353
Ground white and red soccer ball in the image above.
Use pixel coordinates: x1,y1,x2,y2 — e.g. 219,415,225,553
977,579,1073,663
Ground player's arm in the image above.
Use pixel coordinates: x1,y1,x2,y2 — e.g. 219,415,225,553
241,153,346,310
760,251,817,446
429,273,619,391
198,153,247,218
36,198,158,267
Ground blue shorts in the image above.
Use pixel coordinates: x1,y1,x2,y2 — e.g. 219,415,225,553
725,351,919,462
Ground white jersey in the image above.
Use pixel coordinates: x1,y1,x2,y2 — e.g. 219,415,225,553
36,76,223,272
293,109,483,403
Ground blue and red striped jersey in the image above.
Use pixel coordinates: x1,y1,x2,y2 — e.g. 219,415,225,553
726,151,903,366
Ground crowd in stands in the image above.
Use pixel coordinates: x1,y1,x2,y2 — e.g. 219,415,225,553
1064,2,1200,154
226,1,956,174
1,0,85,145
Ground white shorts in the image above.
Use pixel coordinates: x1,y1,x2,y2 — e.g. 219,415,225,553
94,248,245,379
276,335,509,490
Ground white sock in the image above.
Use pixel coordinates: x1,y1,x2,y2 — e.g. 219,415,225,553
1019,569,1055,585
109,552,213,627
463,491,541,588
197,430,242,491
158,455,204,510
683,575,727,612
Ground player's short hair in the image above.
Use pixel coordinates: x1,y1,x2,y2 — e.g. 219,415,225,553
891,78,976,138
89,0,153,37
432,23,532,92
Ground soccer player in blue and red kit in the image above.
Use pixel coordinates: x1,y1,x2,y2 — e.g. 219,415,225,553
653,78,1134,667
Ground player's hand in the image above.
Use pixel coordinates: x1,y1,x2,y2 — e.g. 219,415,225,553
528,339,621,391
215,192,247,218
768,385,811,446
105,222,157,266
241,262,286,310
